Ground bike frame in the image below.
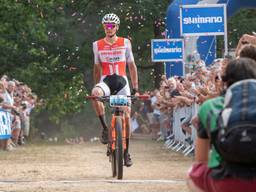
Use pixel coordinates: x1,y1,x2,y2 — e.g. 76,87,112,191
110,108,127,151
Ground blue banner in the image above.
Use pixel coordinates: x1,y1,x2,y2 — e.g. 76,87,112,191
180,4,226,36
151,39,184,62
0,110,11,140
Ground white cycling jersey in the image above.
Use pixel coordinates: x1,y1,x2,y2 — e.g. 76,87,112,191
93,37,134,77
93,37,135,96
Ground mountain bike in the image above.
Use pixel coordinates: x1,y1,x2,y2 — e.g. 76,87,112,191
86,95,149,179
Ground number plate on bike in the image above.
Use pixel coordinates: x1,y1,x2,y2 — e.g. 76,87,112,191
109,95,129,107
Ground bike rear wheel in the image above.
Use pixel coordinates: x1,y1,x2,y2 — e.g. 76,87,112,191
115,117,123,179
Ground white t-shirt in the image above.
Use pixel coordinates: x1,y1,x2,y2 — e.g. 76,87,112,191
2,90,14,112
151,96,161,115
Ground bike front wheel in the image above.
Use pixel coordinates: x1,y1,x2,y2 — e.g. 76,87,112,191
115,117,123,179
111,150,117,177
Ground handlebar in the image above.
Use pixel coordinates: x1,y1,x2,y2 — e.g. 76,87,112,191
85,95,150,102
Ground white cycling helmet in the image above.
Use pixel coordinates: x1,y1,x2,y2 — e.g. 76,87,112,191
102,13,120,25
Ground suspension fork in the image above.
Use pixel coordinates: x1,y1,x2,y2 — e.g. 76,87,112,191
110,108,127,150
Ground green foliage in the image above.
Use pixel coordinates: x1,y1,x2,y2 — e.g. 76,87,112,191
0,0,88,122
228,9,256,47
1,1,256,133
217,8,256,56
0,0,170,123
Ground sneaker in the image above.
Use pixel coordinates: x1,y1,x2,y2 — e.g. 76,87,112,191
100,128,108,145
185,137,193,145
5,144,14,151
124,152,133,167
17,139,22,146
157,131,162,136
10,142,17,148
157,135,164,141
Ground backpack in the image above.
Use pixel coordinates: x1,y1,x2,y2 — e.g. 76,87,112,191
214,79,256,165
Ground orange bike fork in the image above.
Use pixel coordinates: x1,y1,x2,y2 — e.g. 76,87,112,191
111,115,127,150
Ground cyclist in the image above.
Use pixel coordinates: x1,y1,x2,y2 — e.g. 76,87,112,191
91,13,139,167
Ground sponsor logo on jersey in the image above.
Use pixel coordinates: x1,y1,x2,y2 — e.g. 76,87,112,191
106,56,121,62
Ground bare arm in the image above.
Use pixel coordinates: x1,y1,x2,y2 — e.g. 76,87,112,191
192,116,210,162
195,137,210,162
93,63,101,84
128,61,138,90
92,41,101,84
1,103,15,110
126,39,138,91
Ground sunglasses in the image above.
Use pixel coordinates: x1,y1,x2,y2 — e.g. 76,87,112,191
104,23,116,29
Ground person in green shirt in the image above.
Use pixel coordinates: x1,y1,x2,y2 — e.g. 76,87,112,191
187,57,256,192
197,96,224,169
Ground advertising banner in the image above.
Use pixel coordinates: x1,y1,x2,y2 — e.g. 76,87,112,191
180,4,226,36
151,39,184,62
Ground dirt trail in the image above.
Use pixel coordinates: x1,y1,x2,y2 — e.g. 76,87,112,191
0,135,192,192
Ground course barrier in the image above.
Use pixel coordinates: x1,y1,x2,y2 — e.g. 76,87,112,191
164,103,199,156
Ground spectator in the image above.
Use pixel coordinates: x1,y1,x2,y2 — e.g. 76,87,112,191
239,44,256,61
152,34,256,160
0,82,6,150
0,76,37,150
11,96,22,145
187,58,256,192
151,89,161,140
236,33,256,57
142,91,153,135
1,81,16,151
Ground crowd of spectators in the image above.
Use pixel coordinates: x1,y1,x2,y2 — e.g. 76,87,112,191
132,33,256,192
187,34,256,192
133,33,256,143
0,75,37,151
135,58,227,141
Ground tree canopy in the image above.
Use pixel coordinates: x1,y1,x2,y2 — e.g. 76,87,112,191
0,0,255,123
